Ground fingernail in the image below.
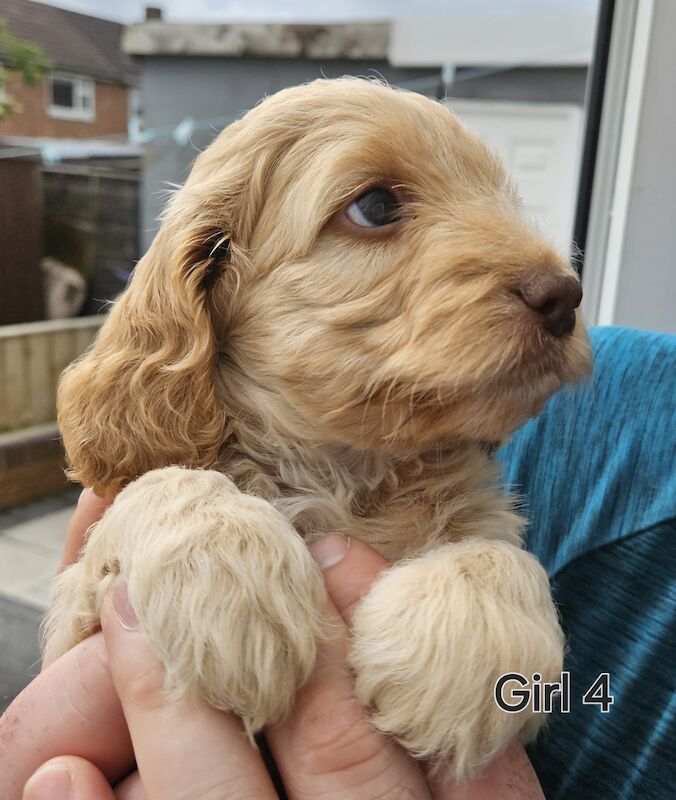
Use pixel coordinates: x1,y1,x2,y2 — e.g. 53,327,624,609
310,534,350,570
112,577,138,630
23,761,72,800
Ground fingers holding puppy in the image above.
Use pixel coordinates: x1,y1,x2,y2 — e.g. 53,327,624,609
16,577,276,800
268,534,435,799
23,525,542,800
24,537,422,800
280,535,545,800
99,578,278,800
59,487,112,573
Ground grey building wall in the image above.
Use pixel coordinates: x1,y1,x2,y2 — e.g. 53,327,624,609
138,57,587,250
139,57,437,249
450,66,587,104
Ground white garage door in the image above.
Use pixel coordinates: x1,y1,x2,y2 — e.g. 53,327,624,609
444,99,583,251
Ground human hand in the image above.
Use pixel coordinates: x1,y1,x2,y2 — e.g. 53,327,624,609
1,490,544,799
58,487,113,573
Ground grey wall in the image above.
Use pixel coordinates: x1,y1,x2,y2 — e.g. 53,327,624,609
450,66,586,104
139,57,437,249
611,0,676,333
138,57,587,250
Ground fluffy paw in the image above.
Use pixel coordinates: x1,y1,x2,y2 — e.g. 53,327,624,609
86,467,328,737
350,538,563,779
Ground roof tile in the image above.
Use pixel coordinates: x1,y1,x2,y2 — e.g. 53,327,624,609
0,0,137,85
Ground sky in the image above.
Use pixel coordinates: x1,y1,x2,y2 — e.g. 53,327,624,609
36,0,599,24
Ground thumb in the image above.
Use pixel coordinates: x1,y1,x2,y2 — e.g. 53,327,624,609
23,757,116,800
309,535,390,624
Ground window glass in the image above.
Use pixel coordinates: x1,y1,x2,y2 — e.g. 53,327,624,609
51,78,74,109
47,75,95,120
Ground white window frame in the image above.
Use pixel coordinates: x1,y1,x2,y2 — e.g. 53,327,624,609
581,0,667,329
47,73,95,122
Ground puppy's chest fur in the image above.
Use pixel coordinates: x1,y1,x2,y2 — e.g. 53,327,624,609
217,438,524,562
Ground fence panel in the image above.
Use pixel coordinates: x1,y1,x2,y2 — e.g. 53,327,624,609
0,316,103,432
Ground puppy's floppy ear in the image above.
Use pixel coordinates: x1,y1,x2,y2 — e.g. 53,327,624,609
57,120,272,496
57,218,224,495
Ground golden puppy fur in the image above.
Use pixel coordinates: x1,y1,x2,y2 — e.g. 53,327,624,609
46,78,591,779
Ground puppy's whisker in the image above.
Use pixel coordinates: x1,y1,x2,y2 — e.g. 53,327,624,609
381,374,405,434
359,380,381,440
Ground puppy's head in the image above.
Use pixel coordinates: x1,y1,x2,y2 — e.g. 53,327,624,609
59,79,591,494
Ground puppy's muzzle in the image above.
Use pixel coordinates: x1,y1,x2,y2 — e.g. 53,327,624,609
515,269,583,337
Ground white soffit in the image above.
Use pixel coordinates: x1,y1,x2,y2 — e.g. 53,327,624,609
389,13,595,67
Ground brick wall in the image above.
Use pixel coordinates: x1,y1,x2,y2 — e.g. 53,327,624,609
0,71,129,138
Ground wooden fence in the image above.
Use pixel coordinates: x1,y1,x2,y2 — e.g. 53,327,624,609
0,157,44,325
0,316,103,433
43,162,139,315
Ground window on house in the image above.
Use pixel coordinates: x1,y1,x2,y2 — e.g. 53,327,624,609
47,74,95,121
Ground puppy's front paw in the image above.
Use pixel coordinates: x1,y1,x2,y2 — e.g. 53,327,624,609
350,539,563,780
92,467,328,737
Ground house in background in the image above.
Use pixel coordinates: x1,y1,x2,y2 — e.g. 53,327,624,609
0,0,136,139
124,6,594,251
0,0,141,328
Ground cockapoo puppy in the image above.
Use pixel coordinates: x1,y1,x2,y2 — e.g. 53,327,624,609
46,78,591,779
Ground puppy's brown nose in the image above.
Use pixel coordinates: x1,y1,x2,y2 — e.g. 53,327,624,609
516,269,582,337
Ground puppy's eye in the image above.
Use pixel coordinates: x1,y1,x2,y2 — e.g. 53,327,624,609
345,188,401,228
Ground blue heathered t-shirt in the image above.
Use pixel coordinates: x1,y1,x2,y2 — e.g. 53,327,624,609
498,326,676,799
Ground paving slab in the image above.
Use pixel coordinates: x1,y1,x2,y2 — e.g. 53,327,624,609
0,494,77,714
0,594,42,713
0,537,61,608
3,507,72,555
0,505,72,609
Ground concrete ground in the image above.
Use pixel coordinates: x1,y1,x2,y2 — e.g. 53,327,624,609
0,489,78,712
